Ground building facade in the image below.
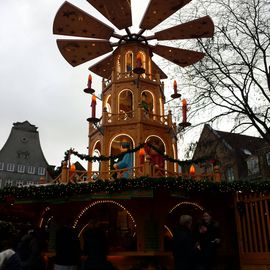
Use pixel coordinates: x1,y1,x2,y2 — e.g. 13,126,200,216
0,121,50,188
193,124,270,181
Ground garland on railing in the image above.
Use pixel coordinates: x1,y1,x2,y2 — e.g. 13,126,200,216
63,143,215,167
0,178,270,204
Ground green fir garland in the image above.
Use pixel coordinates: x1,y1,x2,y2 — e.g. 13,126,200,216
63,143,214,167
0,177,269,204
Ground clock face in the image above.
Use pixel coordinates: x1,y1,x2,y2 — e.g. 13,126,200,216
20,137,29,143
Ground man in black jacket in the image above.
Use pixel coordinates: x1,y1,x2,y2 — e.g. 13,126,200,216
172,215,198,270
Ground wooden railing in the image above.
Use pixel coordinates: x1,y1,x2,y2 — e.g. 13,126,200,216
99,108,173,127
106,110,135,122
235,192,270,269
54,160,219,184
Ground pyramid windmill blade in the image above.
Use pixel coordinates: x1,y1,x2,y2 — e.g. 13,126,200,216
140,0,191,30
151,61,167,79
89,54,114,79
152,45,205,67
53,1,114,39
87,0,132,30
56,39,113,67
155,16,214,41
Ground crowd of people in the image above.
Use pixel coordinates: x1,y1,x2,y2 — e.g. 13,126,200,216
172,211,220,270
0,220,117,270
0,210,220,270
0,222,47,270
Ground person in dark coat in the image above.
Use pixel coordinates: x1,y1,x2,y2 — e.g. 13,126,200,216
172,215,198,270
17,227,46,270
54,225,81,270
196,211,220,270
0,221,22,270
81,222,116,270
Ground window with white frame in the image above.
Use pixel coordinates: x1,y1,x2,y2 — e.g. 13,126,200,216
7,163,15,172
27,166,35,174
246,156,260,175
226,167,235,181
0,162,4,170
266,152,270,166
17,164,25,173
37,167,46,176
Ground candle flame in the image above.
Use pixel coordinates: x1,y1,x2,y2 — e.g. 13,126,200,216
92,95,96,102
182,99,187,106
189,164,196,176
88,74,92,82
139,148,145,156
70,163,76,173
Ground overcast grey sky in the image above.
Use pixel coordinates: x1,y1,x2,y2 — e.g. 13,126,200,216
1,1,172,167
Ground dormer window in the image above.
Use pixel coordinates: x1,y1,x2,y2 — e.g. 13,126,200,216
38,167,46,176
246,156,259,175
7,163,15,172
17,164,25,173
28,166,36,174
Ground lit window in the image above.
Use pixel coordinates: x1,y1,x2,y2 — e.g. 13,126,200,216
0,162,4,170
37,167,46,176
7,163,15,172
17,164,25,173
125,51,133,72
226,167,235,181
246,156,260,175
28,166,35,174
266,152,270,166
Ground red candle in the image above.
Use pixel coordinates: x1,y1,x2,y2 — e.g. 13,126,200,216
182,99,187,123
87,74,92,89
173,80,177,94
136,53,142,68
139,148,145,164
91,95,96,118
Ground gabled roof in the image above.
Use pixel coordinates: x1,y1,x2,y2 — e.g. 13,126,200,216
0,120,48,166
13,121,38,133
205,124,266,156
74,161,86,171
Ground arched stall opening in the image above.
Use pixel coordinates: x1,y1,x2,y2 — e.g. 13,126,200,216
74,200,137,252
164,201,204,251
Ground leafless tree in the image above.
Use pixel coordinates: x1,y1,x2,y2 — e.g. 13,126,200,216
172,0,270,145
